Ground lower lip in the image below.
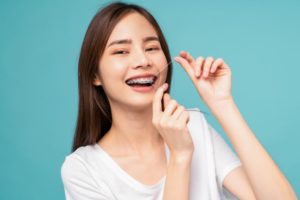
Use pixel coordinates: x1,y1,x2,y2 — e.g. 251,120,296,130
129,85,155,93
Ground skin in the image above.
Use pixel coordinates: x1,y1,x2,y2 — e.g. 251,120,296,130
93,12,297,200
94,12,193,199
94,12,169,158
175,52,297,199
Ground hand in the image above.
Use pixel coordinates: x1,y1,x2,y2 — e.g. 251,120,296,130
152,83,194,158
174,51,233,108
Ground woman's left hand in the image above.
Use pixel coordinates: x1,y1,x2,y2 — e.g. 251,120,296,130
174,51,233,108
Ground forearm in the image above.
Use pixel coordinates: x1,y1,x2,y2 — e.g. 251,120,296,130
163,154,192,200
209,98,297,200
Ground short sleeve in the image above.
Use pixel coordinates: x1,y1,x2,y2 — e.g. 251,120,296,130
208,124,242,196
61,155,113,200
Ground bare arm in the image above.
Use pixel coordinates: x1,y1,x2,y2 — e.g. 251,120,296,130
223,165,257,199
163,154,193,200
210,98,297,200
152,84,194,200
173,51,297,199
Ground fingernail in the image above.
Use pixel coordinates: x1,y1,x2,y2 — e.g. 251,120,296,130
174,57,180,62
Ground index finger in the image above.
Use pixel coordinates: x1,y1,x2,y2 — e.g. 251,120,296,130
180,51,196,66
152,83,168,118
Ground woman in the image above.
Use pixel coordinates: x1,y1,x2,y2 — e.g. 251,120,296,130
61,2,297,200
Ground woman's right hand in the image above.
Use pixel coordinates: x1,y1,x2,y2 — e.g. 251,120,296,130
152,83,194,161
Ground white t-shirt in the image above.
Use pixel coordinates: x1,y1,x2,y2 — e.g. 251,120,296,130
61,108,242,200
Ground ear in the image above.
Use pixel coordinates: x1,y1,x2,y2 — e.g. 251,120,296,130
93,74,102,86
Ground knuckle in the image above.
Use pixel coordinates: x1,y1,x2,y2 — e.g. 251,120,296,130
171,99,177,105
207,56,214,61
178,105,184,110
196,56,204,62
217,58,223,63
182,111,189,118
181,106,186,113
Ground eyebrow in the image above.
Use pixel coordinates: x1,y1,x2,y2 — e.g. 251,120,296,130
107,36,159,48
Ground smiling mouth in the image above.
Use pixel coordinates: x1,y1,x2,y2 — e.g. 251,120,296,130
125,76,157,87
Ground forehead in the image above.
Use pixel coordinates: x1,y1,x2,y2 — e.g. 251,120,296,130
107,12,158,44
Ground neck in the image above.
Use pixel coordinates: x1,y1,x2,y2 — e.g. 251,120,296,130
103,103,164,156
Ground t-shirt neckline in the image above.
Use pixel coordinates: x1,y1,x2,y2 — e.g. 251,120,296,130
94,142,169,192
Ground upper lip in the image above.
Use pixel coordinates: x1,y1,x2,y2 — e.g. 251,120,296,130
125,73,157,82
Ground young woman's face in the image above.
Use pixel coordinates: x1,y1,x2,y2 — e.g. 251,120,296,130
95,12,168,109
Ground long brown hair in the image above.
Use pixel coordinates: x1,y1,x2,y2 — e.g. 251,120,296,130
72,2,173,152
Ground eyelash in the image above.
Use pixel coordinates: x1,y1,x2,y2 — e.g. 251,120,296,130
112,47,160,55
146,47,160,51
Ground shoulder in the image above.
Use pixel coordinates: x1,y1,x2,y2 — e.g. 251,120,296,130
185,107,208,129
61,144,101,180
60,145,114,199
62,146,87,164
186,107,207,120
61,145,93,178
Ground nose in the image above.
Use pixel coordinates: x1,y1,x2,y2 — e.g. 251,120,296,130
131,47,152,69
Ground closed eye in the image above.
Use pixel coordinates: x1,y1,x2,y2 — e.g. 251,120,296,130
112,47,160,55
113,50,128,55
146,47,160,51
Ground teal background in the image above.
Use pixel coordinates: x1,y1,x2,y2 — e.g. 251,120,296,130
0,0,299,199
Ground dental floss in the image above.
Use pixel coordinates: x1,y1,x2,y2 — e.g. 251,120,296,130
155,59,209,115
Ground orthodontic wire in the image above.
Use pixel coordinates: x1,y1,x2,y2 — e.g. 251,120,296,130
128,46,209,115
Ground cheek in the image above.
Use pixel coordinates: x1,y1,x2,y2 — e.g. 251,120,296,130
153,53,168,73
100,65,128,90
151,54,168,84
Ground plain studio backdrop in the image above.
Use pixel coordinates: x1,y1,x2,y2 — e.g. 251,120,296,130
0,0,299,199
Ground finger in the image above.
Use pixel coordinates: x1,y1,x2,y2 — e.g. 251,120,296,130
174,56,194,78
210,58,224,73
153,83,169,119
179,51,195,65
163,93,172,110
224,62,230,70
163,99,178,117
195,56,204,78
171,105,185,120
178,111,190,124
203,57,214,78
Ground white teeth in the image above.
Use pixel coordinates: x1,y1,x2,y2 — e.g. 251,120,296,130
126,77,156,85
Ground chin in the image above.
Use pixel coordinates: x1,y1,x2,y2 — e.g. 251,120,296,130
125,99,153,111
